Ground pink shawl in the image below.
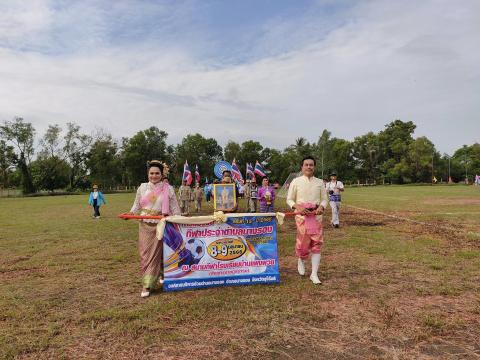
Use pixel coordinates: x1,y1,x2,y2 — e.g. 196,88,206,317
139,182,170,215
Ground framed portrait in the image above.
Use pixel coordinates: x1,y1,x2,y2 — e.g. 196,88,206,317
213,183,237,211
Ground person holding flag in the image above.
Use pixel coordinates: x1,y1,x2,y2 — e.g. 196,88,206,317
195,164,200,185
179,161,193,215
246,162,255,180
182,160,193,185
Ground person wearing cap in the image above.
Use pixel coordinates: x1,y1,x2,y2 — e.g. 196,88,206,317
326,171,344,228
88,184,106,219
286,156,328,284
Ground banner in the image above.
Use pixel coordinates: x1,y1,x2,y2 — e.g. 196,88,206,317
162,214,280,291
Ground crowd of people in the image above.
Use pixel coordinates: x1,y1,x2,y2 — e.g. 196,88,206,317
92,157,346,296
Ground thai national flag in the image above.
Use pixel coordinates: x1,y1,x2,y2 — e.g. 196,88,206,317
182,161,193,185
246,163,255,179
231,159,244,183
254,161,267,177
195,164,200,184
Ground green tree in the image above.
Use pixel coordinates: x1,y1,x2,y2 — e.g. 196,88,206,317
328,138,354,183
267,149,293,183
87,135,121,188
452,144,480,183
32,124,71,191
236,140,264,170
316,130,331,179
175,134,222,184
379,120,416,183
0,140,16,187
407,137,438,183
0,117,36,193
121,127,170,185
223,141,241,162
30,156,70,191
352,132,380,183
63,123,92,190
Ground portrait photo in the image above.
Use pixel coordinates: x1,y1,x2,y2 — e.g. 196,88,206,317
213,183,236,211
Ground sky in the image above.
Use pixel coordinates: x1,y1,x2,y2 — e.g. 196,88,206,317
0,0,479,154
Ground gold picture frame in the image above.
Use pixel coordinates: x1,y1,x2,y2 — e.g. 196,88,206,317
213,183,237,211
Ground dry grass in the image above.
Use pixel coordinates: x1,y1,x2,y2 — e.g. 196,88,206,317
1,186,480,359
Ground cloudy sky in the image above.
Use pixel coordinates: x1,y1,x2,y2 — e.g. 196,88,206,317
0,0,478,153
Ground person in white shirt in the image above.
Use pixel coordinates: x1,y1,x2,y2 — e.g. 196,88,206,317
326,171,344,228
286,156,328,284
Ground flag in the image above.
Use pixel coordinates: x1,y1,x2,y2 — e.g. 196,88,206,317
231,159,244,183
254,161,267,177
182,161,193,185
246,163,255,179
195,164,200,184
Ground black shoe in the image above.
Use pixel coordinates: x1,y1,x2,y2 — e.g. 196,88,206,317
334,224,339,228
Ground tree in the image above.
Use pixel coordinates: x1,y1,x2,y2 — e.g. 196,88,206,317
121,127,170,185
63,123,92,189
32,124,69,191
378,120,416,183
87,135,121,188
267,149,293,183
407,137,438,183
352,132,380,183
236,140,264,170
0,140,16,187
0,117,36,193
30,156,70,191
452,144,480,182
316,130,331,179
328,138,354,183
223,141,241,162
175,134,222,184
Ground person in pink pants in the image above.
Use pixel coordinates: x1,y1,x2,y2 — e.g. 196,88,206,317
286,156,328,284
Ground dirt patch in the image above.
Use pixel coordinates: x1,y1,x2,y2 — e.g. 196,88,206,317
0,267,49,281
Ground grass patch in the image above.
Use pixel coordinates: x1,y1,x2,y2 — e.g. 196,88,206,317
1,187,479,358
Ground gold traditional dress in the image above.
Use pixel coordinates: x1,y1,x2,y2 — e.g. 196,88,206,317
130,182,181,288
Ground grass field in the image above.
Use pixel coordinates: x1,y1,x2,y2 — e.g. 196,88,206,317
1,185,479,359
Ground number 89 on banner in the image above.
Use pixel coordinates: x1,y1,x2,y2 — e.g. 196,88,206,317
207,238,247,261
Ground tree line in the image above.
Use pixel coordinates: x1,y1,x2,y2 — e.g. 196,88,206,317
0,117,479,194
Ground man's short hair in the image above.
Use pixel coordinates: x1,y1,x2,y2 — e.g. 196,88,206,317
222,170,232,176
301,156,316,166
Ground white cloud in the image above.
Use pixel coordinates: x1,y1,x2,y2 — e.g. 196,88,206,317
0,0,478,154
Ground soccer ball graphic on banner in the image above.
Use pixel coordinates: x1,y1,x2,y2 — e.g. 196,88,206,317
185,238,206,264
